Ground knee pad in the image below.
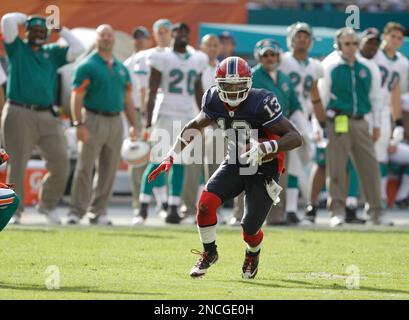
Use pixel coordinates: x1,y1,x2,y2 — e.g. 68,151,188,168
196,191,221,227
242,228,264,247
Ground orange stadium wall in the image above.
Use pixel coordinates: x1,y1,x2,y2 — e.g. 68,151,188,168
0,0,247,56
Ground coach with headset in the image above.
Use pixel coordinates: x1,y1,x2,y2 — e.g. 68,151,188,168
0,12,85,224
318,27,386,226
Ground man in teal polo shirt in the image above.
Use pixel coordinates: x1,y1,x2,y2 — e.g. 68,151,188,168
319,28,384,226
67,24,138,225
0,12,84,224
251,39,307,226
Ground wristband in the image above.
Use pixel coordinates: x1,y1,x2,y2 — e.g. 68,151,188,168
262,141,273,154
263,140,278,154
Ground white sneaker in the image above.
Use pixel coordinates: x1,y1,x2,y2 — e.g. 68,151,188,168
37,206,61,225
46,210,62,224
158,209,167,219
89,215,112,226
330,216,344,228
132,215,146,226
66,213,80,225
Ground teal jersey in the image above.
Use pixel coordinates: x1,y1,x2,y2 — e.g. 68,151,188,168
251,64,302,117
4,37,69,106
319,51,381,117
72,52,131,113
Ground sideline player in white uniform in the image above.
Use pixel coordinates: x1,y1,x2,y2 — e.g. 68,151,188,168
180,34,219,219
131,19,173,225
279,22,326,223
138,22,206,224
370,22,409,205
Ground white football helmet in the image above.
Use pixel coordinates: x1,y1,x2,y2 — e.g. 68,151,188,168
121,139,150,168
215,56,252,107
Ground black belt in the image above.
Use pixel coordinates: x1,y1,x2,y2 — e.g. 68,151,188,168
326,109,364,121
86,109,120,117
9,100,51,111
349,115,364,120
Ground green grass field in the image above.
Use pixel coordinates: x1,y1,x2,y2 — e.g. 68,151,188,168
1,225,409,300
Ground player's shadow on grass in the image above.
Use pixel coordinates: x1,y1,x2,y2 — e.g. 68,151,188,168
231,278,409,296
0,282,166,296
281,279,409,295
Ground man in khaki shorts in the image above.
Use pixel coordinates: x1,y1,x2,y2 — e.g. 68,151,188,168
0,12,84,224
67,25,138,225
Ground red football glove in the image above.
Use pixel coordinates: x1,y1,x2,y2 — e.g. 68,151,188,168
148,156,173,183
0,149,9,165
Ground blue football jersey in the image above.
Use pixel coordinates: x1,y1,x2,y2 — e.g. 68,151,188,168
202,85,283,132
202,85,284,169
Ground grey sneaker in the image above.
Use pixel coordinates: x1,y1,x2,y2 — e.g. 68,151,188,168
37,207,61,224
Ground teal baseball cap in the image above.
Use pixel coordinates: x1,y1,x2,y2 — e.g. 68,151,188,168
152,19,172,33
133,26,150,39
26,16,47,29
254,39,282,56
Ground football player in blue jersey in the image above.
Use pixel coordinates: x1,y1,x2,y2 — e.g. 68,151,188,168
148,57,303,279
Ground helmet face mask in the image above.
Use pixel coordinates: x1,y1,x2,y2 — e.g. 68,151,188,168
216,78,252,106
215,56,252,107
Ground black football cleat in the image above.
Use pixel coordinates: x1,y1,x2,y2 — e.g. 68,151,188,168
286,211,300,225
189,249,219,277
304,204,317,223
165,205,182,224
242,251,259,279
345,207,366,224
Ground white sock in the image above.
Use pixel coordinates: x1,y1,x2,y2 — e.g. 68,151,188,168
139,193,152,204
381,177,388,201
319,191,328,202
346,196,358,208
152,186,167,205
198,225,216,243
285,188,299,212
396,174,409,201
168,195,181,206
246,243,262,253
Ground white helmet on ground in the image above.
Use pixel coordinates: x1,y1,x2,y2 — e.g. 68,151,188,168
121,138,150,168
